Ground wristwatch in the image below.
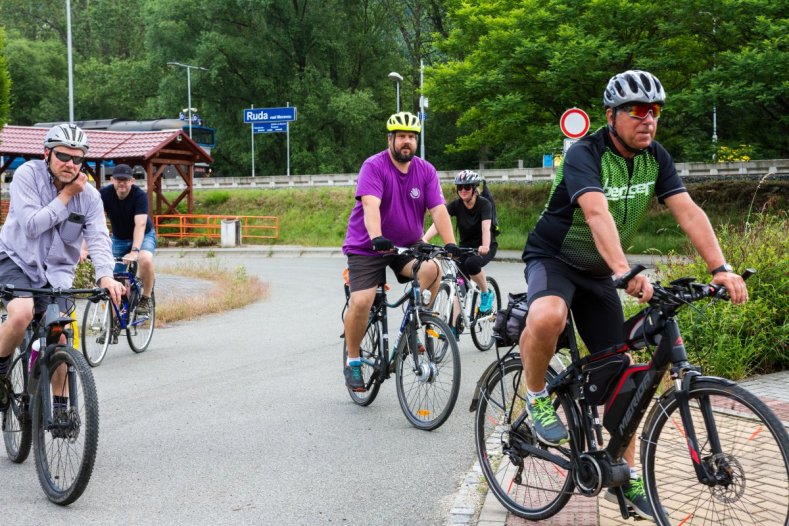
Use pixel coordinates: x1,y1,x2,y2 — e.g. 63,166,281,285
131,247,140,252
710,263,733,275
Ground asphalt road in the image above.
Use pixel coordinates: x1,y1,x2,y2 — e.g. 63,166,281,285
1,254,529,525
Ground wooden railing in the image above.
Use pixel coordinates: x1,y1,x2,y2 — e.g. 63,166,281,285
154,214,279,241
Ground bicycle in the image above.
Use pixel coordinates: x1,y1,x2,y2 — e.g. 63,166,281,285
432,249,501,351
0,285,107,505
341,244,461,430
471,265,789,524
81,258,155,366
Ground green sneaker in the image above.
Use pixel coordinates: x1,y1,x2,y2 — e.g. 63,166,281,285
525,395,568,446
605,477,653,520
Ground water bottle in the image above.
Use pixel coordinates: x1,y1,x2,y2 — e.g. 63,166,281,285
457,277,467,298
29,338,43,373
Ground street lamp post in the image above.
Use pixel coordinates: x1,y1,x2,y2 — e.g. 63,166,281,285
388,71,403,112
699,12,718,160
66,0,74,123
167,62,208,139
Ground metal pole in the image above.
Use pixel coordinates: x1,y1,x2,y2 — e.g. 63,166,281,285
286,102,291,177
187,67,193,138
251,104,255,178
396,82,400,113
420,60,425,159
66,0,74,123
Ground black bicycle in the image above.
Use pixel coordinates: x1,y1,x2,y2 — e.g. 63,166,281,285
81,258,155,366
0,285,106,505
471,266,789,524
341,244,461,430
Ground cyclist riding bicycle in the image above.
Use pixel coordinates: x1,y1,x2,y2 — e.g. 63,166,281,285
423,170,498,331
518,70,748,520
0,124,125,392
342,111,458,392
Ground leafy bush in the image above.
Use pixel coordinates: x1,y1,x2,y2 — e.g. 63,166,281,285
646,213,788,379
199,190,231,207
73,260,96,289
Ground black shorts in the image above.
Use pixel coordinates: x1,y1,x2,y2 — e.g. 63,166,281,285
346,253,414,293
524,257,624,353
0,257,70,314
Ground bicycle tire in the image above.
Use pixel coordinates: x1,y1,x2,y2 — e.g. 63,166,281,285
81,299,112,367
127,289,155,353
395,313,460,430
3,347,32,463
642,378,789,526
32,346,99,505
474,358,575,519
432,282,454,327
342,315,383,406
471,276,501,351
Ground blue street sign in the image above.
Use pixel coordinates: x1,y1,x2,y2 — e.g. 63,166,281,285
244,107,297,123
418,111,427,121
253,122,288,134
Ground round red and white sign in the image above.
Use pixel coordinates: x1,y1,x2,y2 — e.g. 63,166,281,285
559,108,590,139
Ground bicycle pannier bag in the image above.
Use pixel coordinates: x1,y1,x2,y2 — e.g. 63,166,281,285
493,292,529,347
582,353,629,406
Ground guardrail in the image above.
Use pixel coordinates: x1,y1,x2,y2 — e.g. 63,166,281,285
154,214,279,241
150,159,787,190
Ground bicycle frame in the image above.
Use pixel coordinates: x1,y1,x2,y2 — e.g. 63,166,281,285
109,260,145,331
437,257,482,331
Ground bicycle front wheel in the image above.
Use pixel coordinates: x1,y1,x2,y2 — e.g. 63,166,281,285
642,378,789,526
33,346,99,505
3,347,32,463
127,290,155,353
475,358,575,519
471,276,501,351
342,315,383,406
81,299,112,367
395,313,460,430
431,282,454,327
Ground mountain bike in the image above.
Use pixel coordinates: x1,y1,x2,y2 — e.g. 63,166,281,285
432,249,501,351
0,285,107,505
471,265,789,525
341,244,461,430
81,258,155,366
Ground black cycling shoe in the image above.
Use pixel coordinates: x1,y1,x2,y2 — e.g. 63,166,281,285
344,364,365,392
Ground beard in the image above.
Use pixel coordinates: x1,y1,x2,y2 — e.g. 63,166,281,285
391,146,415,163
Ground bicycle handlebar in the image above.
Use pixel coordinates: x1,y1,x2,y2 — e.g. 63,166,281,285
0,284,110,304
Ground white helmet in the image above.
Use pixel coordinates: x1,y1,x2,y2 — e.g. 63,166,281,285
454,170,481,186
603,70,666,108
44,124,89,153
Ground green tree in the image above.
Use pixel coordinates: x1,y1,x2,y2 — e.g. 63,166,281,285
0,27,11,128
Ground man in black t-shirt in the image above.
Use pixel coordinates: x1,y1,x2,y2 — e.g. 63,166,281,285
97,164,157,316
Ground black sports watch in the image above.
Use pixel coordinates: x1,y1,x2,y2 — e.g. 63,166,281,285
710,263,733,275
131,247,140,252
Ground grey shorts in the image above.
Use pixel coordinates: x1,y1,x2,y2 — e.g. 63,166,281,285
346,253,414,293
524,257,624,353
0,256,70,314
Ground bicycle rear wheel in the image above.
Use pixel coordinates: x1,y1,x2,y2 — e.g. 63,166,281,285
3,347,32,463
431,282,454,327
471,276,501,351
127,290,155,353
395,313,460,430
81,299,112,367
474,358,575,519
342,315,383,406
33,346,99,505
642,378,789,526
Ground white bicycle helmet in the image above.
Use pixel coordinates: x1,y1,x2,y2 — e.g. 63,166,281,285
454,170,481,186
603,70,666,108
44,124,89,153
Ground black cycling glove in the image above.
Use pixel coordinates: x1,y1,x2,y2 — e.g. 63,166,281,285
371,236,394,252
444,243,461,257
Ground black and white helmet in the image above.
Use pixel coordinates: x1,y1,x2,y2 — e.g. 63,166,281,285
603,70,666,108
454,170,481,186
44,124,89,153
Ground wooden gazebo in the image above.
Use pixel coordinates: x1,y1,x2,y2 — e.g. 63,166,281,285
0,125,213,215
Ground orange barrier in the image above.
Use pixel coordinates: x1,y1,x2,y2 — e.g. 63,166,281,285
154,214,279,241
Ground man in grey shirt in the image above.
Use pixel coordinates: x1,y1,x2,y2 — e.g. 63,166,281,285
0,124,125,378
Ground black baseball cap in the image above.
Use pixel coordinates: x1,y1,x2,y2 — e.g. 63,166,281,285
112,164,133,179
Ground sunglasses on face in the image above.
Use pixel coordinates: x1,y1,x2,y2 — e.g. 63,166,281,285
457,184,474,191
620,103,662,120
53,151,85,165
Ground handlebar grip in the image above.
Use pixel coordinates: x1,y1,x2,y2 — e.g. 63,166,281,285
613,264,647,289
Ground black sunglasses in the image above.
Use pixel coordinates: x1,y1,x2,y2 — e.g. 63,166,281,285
457,184,474,191
53,151,85,165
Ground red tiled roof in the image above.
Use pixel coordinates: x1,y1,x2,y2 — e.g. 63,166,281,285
0,125,212,163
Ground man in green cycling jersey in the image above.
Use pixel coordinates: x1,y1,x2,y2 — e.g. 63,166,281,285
518,70,748,520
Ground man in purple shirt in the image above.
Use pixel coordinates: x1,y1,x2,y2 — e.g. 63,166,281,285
342,111,457,391
0,124,125,382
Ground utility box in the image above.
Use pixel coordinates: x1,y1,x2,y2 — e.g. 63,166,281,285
220,219,242,247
